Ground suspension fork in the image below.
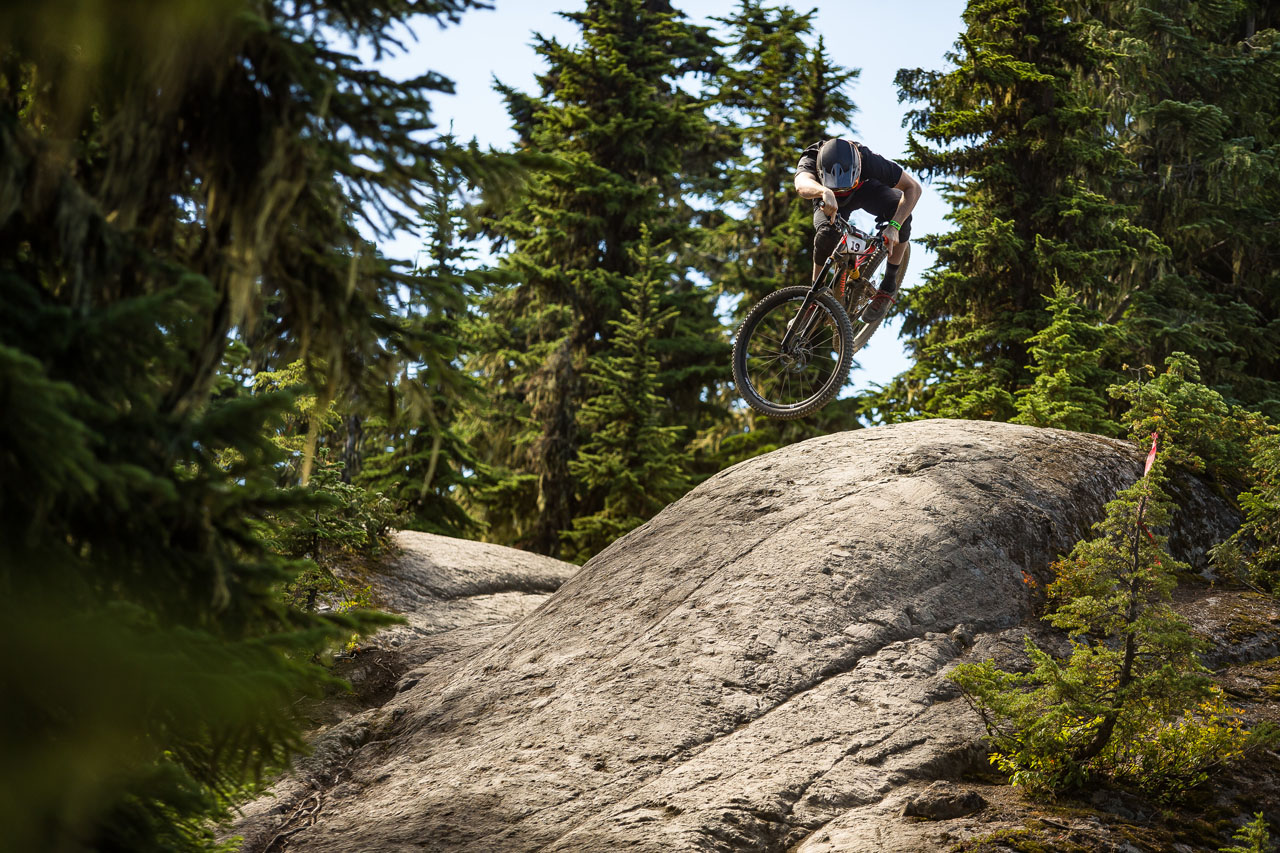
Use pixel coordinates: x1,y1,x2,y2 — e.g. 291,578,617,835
780,243,843,350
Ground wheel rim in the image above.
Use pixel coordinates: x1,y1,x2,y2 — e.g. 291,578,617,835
741,294,846,412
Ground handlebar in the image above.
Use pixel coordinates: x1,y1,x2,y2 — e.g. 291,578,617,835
830,214,889,255
831,213,888,244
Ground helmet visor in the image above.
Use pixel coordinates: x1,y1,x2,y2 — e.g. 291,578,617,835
821,160,858,191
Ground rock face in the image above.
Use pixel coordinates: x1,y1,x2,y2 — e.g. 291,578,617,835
900,781,987,820
372,529,578,640
241,420,1239,853
229,531,579,852
318,530,582,719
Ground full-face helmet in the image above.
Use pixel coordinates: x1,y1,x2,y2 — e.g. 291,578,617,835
817,138,861,194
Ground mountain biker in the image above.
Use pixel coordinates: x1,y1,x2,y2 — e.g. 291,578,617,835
794,137,922,323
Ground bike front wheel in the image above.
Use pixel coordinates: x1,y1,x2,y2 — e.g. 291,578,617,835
732,285,855,419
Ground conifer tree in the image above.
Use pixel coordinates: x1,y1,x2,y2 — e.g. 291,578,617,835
954,357,1276,798
1012,282,1120,434
1064,0,1280,413
794,36,853,149
0,0,488,847
699,4,862,469
565,228,692,561
708,2,857,311
1110,352,1269,483
464,0,724,556
359,153,481,535
952,438,1264,798
874,0,1156,421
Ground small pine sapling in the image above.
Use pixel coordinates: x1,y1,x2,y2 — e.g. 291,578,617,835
1221,813,1276,853
952,430,1269,799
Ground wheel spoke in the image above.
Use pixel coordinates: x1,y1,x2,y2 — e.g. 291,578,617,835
735,287,854,416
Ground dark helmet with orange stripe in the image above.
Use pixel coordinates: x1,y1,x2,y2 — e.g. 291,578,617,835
817,138,861,194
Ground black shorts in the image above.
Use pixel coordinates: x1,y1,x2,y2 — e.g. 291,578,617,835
812,180,912,265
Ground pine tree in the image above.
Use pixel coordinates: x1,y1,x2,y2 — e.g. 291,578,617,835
952,440,1263,798
565,228,692,561
1012,282,1120,434
697,4,863,469
1064,0,1280,414
708,2,857,311
874,0,1157,421
1110,352,1269,483
359,151,482,536
464,0,724,556
0,0,488,847
954,357,1276,798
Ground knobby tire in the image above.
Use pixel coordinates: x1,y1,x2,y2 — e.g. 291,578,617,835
732,286,855,420
843,241,909,356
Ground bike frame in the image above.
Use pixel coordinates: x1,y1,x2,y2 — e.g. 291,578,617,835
779,215,888,351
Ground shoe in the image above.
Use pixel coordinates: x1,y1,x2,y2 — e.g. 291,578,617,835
860,287,896,323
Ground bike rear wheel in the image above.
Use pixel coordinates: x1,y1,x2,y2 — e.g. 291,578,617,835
732,285,854,419
842,278,883,354
841,241,910,355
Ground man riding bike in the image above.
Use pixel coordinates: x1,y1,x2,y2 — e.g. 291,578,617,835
794,137,922,324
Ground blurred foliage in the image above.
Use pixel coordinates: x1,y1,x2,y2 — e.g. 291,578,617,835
0,0,490,849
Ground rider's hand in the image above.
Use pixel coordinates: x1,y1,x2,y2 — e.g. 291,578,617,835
821,188,838,218
882,226,900,253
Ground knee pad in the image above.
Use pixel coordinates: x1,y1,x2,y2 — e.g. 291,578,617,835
813,223,841,266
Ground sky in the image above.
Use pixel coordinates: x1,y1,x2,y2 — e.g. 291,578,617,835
370,0,966,392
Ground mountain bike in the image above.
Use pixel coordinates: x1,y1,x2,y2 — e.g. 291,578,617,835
731,215,905,419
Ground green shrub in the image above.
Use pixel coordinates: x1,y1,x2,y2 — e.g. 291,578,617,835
952,424,1274,799
1213,433,1280,593
1222,813,1276,853
1110,353,1272,484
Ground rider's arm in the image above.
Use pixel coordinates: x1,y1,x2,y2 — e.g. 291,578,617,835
795,172,837,217
882,171,922,251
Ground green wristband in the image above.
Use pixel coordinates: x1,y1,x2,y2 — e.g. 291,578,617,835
888,219,902,230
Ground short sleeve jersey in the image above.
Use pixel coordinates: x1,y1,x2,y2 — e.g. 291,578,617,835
795,139,904,191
